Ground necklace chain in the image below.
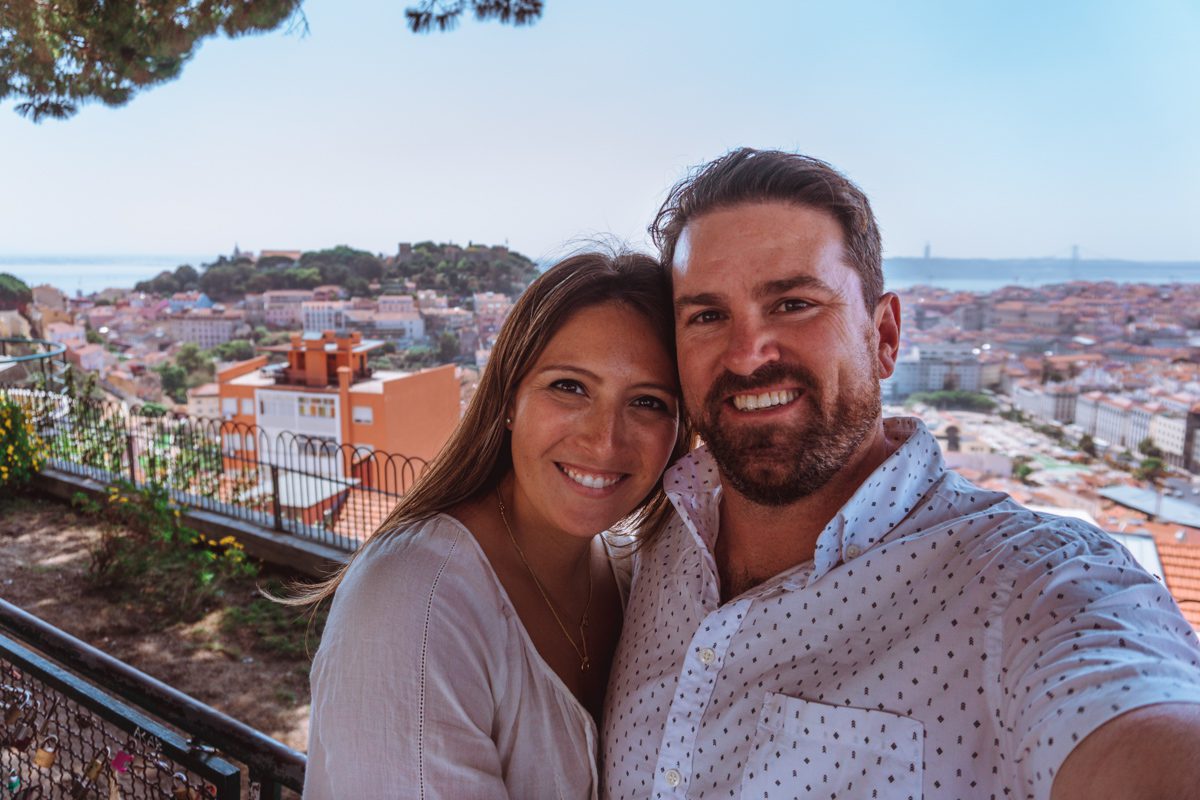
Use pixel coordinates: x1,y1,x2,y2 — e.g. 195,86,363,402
496,488,592,672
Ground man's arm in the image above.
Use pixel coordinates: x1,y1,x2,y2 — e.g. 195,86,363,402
1051,703,1200,800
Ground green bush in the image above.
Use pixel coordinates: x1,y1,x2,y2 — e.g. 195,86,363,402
0,397,46,488
78,482,258,622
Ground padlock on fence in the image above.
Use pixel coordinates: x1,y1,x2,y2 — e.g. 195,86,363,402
33,734,59,768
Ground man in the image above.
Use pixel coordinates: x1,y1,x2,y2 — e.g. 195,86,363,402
602,149,1200,799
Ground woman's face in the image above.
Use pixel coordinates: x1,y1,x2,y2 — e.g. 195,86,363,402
506,301,680,541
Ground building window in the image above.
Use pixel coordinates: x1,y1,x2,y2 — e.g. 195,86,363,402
221,398,237,416
241,398,255,415
352,405,373,424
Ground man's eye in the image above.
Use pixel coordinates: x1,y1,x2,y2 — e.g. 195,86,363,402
550,379,586,395
778,299,812,313
689,309,724,325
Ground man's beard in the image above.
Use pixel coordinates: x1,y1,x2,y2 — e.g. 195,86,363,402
693,358,881,507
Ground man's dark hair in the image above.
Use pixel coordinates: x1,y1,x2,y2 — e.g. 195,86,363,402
650,148,884,310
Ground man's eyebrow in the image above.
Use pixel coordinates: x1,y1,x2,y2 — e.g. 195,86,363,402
754,274,836,299
674,275,837,313
674,292,724,313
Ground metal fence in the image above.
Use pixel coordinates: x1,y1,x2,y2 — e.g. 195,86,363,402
1,387,428,552
0,599,304,799
0,338,69,394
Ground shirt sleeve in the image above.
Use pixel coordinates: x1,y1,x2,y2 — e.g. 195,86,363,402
989,520,1200,799
304,528,511,800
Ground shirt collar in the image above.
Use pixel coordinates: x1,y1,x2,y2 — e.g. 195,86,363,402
664,417,946,587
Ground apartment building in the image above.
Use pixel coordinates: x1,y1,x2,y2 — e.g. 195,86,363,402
302,301,348,332
216,330,458,467
263,290,314,328
166,307,248,349
378,295,416,314
473,292,513,339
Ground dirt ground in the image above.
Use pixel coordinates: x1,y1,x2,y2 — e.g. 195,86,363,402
0,492,312,753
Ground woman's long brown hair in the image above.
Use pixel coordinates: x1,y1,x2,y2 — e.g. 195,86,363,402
285,249,694,608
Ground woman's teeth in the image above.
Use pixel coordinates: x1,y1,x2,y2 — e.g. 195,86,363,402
732,389,800,412
561,466,621,489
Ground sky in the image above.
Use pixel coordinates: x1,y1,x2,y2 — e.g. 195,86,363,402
2,0,1198,265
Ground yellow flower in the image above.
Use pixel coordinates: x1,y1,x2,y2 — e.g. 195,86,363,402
173,510,181,518
119,497,128,503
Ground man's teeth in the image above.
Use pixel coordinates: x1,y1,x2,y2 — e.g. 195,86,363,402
562,466,621,489
732,390,800,412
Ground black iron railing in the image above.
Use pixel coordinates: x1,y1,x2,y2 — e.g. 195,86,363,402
0,599,304,799
0,388,427,552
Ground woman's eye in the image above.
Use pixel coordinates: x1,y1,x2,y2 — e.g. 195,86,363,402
632,395,669,412
550,379,586,395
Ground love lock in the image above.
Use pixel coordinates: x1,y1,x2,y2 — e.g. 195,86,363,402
33,734,59,768
171,771,202,800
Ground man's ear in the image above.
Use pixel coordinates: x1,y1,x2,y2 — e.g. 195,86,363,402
873,293,901,379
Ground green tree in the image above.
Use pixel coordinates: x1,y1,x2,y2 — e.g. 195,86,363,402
3,1,542,121
1135,456,1169,520
1079,433,1097,458
210,339,255,362
1138,437,1163,459
437,332,460,363
155,364,188,404
175,343,215,386
0,273,31,308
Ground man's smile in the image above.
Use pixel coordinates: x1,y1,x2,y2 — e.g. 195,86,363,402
730,389,801,412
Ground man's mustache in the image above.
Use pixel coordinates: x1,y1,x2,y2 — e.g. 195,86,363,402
702,362,820,411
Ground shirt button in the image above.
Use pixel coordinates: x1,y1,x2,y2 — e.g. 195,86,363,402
845,544,861,559
699,647,716,665
665,768,682,787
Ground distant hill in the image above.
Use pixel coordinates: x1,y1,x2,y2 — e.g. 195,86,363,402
885,257,1200,291
134,242,539,301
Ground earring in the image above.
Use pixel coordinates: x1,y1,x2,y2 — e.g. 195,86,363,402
505,417,512,426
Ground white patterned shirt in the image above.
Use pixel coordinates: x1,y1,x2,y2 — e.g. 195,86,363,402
602,417,1200,800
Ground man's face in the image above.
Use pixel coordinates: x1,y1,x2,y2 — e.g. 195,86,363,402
671,201,895,506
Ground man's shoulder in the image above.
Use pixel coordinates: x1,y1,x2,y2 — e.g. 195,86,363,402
924,469,1131,568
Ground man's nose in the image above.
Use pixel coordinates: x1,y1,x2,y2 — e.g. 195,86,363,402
721,317,781,376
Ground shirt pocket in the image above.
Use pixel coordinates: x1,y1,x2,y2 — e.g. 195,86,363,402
740,693,924,800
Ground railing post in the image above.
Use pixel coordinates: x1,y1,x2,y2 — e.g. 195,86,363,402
270,464,284,532
125,432,137,486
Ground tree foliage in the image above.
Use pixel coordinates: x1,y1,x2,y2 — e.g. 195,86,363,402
905,390,997,413
0,0,304,121
406,0,543,33
135,263,201,295
0,272,31,307
392,242,538,297
3,1,543,121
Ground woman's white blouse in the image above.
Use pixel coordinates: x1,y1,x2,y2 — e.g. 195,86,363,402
305,514,613,799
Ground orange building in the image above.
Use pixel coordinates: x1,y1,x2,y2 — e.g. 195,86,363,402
216,330,459,463
213,331,459,532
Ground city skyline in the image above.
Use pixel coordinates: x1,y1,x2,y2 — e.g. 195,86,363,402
2,0,1198,263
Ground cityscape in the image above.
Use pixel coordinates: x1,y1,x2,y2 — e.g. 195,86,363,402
3,251,1200,622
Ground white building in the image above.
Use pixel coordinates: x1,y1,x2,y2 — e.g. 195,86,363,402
302,301,349,333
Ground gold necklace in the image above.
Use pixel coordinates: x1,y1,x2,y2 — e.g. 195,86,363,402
496,488,592,672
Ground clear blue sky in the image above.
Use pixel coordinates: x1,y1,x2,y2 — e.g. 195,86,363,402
2,0,1197,263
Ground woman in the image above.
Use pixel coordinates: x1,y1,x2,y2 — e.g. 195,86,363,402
301,251,691,799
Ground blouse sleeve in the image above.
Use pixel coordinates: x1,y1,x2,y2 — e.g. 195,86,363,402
304,527,511,800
